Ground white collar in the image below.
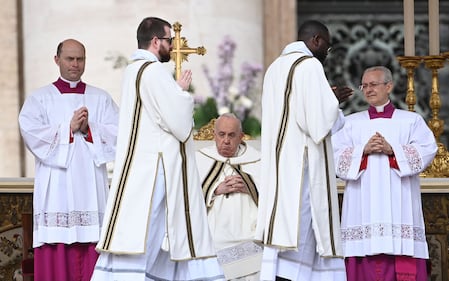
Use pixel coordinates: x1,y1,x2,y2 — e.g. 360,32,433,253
374,100,391,112
60,77,81,88
281,41,313,56
199,142,260,165
130,49,159,62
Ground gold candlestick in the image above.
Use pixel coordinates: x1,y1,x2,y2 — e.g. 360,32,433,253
421,55,449,177
397,56,422,111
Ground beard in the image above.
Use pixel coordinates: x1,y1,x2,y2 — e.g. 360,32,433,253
159,45,171,63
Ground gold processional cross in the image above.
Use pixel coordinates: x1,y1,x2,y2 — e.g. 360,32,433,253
170,22,206,80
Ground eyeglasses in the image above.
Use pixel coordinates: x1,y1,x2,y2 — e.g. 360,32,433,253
359,81,390,91
158,37,173,44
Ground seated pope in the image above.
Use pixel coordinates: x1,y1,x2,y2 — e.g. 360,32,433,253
195,113,262,280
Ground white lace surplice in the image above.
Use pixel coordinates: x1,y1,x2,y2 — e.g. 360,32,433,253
332,110,437,259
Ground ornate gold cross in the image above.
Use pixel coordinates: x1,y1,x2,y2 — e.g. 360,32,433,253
171,22,206,80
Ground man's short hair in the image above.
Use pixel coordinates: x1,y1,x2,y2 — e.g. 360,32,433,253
297,20,329,41
137,17,172,49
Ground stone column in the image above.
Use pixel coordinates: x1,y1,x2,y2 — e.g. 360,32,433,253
0,0,22,177
263,0,297,69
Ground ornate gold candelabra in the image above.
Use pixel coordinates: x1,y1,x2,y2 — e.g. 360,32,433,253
397,56,422,111
421,55,449,177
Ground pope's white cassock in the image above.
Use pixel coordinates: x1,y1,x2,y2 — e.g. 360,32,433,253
18,78,119,247
196,142,261,280
92,49,224,281
255,41,346,281
332,105,437,259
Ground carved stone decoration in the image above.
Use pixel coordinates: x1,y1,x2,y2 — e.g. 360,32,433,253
428,235,444,281
0,227,23,281
422,194,449,280
0,193,32,281
0,195,32,227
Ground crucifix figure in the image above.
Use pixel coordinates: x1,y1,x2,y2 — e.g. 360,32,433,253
171,22,206,80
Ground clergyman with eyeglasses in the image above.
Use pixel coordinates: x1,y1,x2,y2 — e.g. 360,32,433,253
91,17,225,281
332,66,437,281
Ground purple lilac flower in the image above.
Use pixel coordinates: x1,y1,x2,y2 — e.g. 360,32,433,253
203,35,236,109
202,35,262,121
238,62,263,97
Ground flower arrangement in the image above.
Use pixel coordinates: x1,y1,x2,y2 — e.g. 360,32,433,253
194,35,263,137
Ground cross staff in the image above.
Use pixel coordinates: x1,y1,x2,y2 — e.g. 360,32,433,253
171,22,206,80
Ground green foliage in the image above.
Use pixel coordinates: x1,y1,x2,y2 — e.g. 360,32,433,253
242,116,261,137
193,97,219,129
193,97,261,137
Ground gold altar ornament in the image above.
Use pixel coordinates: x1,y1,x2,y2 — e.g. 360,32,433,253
421,55,449,177
171,22,206,80
397,54,449,177
396,56,422,111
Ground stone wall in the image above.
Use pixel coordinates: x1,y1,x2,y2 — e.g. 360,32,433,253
0,0,21,177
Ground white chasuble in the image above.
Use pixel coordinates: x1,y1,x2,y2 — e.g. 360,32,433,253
256,49,343,258
96,53,217,261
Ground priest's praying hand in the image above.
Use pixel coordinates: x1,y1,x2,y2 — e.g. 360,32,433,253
177,69,192,90
70,106,89,134
363,131,394,155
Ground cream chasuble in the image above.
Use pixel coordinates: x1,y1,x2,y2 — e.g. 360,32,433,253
256,47,343,257
96,51,216,261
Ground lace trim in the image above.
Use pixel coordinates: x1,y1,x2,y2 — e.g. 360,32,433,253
403,144,422,173
34,211,102,229
216,241,263,264
342,223,426,242
337,147,354,177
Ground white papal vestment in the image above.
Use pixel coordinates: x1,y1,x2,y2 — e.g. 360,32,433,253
197,142,261,280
